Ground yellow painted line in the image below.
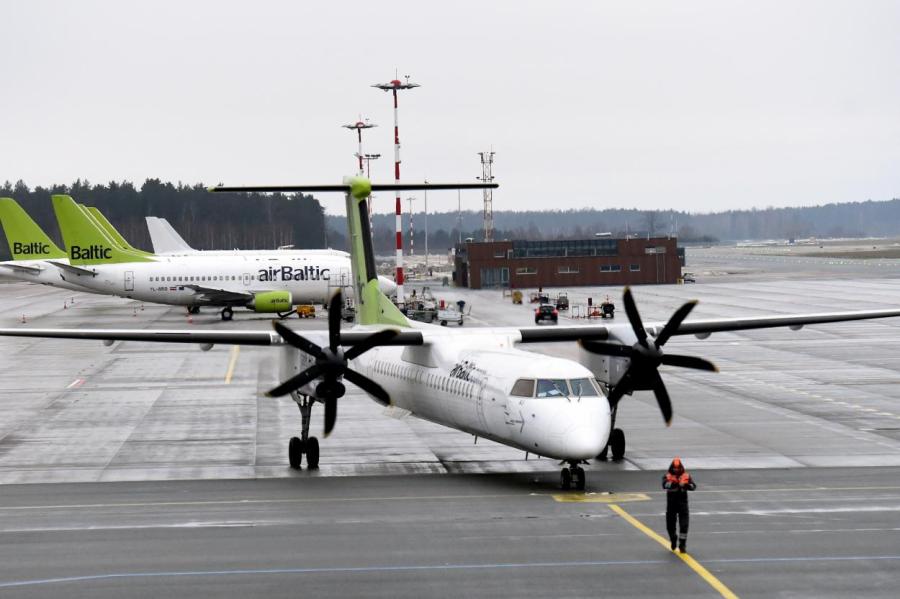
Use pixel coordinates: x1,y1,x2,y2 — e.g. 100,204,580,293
608,503,740,599
553,492,649,503
224,345,240,384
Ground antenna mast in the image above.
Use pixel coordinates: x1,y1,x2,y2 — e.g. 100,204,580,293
478,150,495,242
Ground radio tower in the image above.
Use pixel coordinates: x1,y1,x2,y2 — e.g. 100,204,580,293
478,150,495,242
342,118,377,174
373,75,419,305
406,197,416,256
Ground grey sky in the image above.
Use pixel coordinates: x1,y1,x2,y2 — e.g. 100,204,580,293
2,1,898,215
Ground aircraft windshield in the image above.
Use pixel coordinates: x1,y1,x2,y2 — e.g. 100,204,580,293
569,378,599,397
536,379,569,398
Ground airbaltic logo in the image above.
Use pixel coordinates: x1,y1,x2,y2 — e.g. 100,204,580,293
70,244,112,260
258,265,330,282
13,242,50,256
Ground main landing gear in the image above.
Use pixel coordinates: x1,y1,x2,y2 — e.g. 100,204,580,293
220,306,233,321
288,395,320,470
597,405,626,462
560,461,586,491
186,306,200,315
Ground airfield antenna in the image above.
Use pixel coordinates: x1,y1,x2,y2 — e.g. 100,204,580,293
342,117,377,175
373,74,419,305
407,197,416,256
477,150,495,242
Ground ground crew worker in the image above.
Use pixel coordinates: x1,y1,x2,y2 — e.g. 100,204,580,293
662,457,696,553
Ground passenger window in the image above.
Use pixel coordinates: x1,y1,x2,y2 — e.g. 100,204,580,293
510,379,536,397
536,379,569,398
569,378,599,397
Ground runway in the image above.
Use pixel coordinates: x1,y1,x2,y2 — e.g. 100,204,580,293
1,248,900,596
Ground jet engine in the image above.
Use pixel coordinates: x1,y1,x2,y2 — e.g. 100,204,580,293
249,290,293,313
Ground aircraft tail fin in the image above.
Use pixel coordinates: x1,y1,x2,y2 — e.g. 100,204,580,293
52,195,153,265
85,206,153,256
146,216,196,254
0,197,67,260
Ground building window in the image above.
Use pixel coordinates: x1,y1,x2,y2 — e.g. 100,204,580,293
630,264,640,272
600,264,621,273
494,250,506,258
558,266,580,274
516,267,537,275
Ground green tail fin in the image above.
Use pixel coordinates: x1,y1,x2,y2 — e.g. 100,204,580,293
52,195,153,265
84,205,153,256
0,197,67,260
344,177,409,327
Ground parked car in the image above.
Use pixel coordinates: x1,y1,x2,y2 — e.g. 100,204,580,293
535,303,559,325
683,273,696,283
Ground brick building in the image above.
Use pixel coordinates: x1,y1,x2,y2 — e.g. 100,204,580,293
453,237,683,289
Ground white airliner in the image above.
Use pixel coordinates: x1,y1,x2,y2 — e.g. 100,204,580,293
3,177,899,490
47,194,395,320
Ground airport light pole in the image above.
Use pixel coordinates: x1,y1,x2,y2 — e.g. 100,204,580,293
373,75,419,305
342,118,376,175
361,153,381,235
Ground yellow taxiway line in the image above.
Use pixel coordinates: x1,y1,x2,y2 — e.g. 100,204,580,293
224,346,240,384
608,503,740,599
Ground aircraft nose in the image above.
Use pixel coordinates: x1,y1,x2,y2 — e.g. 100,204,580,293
562,402,609,458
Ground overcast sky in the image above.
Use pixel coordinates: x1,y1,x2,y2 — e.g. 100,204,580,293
2,1,898,215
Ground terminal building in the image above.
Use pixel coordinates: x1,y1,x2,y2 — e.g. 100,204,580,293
453,237,683,289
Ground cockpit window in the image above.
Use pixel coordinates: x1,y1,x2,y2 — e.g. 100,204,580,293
569,378,599,397
536,379,569,398
510,378,535,397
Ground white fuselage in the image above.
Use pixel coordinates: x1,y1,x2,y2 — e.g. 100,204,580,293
56,253,353,307
284,323,612,461
0,259,101,294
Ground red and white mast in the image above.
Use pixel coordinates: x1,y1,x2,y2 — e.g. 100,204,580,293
373,75,419,305
342,118,376,175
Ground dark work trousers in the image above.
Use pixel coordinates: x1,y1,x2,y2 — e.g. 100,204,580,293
666,508,689,543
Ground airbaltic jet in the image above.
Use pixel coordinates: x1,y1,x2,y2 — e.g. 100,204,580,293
3,177,900,490
0,197,101,294
47,194,394,320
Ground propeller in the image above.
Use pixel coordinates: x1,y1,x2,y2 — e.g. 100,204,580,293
267,291,397,436
580,287,717,425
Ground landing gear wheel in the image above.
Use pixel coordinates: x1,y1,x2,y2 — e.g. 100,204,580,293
288,436,304,469
187,306,200,315
305,437,320,469
221,307,233,321
597,444,609,461
573,466,586,491
440,320,447,326
560,468,572,490
610,428,626,461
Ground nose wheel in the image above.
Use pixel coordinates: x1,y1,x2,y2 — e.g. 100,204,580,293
220,306,233,321
288,395,320,470
560,461,586,490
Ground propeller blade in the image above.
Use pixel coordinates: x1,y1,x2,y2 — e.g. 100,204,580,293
324,396,337,436
655,300,698,347
344,329,400,362
327,291,343,353
579,340,634,358
343,368,392,406
660,353,718,372
272,321,324,359
266,364,324,397
648,370,673,426
622,287,648,347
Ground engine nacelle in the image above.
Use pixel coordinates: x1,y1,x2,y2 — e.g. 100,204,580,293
249,290,293,313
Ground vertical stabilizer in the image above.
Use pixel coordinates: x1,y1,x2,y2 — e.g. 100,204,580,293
85,206,153,256
52,195,153,265
0,197,67,260
146,216,196,254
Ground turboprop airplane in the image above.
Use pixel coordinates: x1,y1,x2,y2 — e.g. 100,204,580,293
47,194,394,320
3,176,900,490
0,197,103,294
145,216,350,260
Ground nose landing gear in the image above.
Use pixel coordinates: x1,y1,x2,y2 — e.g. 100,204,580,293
560,461,586,491
288,395,320,470
220,306,234,321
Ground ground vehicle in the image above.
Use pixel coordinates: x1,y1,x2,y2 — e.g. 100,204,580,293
556,292,569,311
600,298,615,319
534,303,559,325
683,273,696,283
438,307,464,326
512,290,523,304
295,304,316,318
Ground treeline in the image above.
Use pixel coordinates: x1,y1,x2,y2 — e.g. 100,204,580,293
0,179,325,261
326,197,900,253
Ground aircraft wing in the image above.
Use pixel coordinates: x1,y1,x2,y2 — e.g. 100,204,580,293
183,284,252,304
511,308,900,343
0,262,43,274
47,261,97,277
